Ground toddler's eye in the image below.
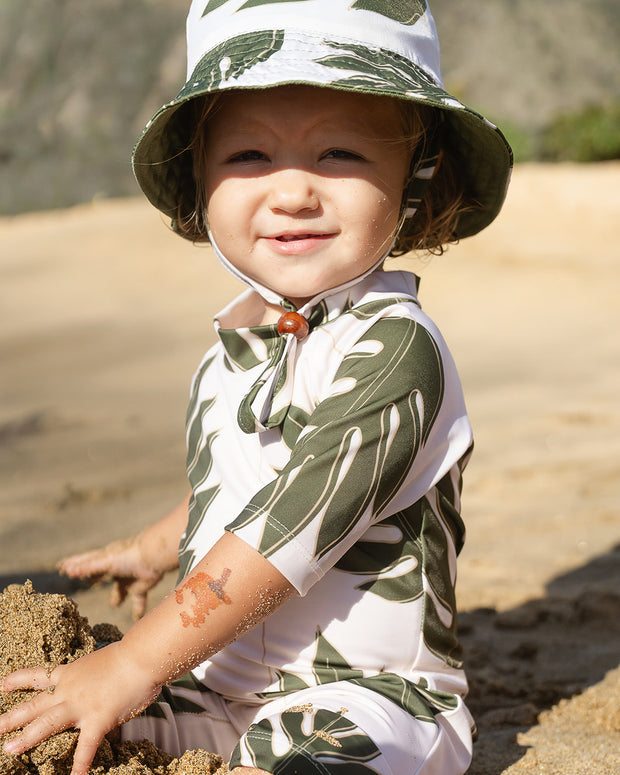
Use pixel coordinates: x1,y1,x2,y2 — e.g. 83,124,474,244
228,150,268,163
323,149,364,161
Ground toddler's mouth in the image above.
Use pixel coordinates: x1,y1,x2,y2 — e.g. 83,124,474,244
276,233,324,242
265,232,335,254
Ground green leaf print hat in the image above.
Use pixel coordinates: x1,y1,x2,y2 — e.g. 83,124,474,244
132,0,513,243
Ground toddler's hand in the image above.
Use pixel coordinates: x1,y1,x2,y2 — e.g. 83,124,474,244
59,537,163,620
0,643,160,775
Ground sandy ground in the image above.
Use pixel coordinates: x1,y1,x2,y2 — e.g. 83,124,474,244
1,162,619,774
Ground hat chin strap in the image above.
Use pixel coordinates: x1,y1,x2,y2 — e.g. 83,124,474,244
397,118,445,229
207,229,395,314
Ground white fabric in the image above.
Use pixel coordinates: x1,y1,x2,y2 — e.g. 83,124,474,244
186,0,443,87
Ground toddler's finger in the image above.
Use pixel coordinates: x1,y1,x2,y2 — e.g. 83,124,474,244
109,580,128,608
0,666,55,693
130,590,148,621
2,704,71,756
58,551,110,579
0,690,54,737
69,727,105,775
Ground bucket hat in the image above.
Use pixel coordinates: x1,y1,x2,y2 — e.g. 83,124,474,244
132,0,513,242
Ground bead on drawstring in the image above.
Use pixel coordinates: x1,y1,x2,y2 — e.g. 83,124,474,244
276,311,310,340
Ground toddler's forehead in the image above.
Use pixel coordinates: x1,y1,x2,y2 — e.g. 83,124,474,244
205,85,410,140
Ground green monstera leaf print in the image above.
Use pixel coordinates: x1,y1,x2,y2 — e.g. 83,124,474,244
239,0,313,9
257,628,363,699
317,40,446,100
180,383,222,580
201,0,426,24
180,30,285,94
237,708,382,774
333,482,465,668
335,512,425,603
202,0,312,13
352,673,458,722
350,0,427,25
231,317,444,565
200,0,229,15
311,627,365,685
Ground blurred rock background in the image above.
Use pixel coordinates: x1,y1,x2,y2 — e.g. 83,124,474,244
1,0,619,215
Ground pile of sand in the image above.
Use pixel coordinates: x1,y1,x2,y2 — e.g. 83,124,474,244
0,582,226,775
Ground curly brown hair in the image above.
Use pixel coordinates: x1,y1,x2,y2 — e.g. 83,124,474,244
174,92,478,255
390,101,478,255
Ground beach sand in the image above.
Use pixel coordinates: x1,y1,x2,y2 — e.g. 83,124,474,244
1,162,619,773
0,582,226,774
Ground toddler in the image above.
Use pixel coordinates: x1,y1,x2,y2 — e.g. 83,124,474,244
0,1,512,774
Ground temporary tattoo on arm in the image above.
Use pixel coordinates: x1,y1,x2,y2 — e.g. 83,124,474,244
175,568,232,628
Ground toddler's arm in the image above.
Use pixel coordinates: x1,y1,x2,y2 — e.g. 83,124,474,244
0,530,294,775
59,493,190,620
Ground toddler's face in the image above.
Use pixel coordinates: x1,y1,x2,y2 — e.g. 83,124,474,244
201,85,411,308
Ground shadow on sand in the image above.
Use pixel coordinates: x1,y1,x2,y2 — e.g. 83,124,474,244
0,571,91,597
461,543,620,773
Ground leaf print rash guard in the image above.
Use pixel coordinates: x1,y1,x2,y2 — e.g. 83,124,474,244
179,268,474,720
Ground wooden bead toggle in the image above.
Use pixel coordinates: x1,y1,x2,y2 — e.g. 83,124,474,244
277,311,310,340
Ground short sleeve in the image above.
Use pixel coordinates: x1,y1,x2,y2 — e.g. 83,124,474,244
226,315,470,595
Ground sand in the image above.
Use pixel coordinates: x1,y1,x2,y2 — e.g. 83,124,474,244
0,162,619,773
0,582,227,775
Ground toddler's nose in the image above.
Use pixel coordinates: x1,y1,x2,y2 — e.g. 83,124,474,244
267,169,320,214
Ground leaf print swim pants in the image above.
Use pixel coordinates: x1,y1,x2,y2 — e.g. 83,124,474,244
120,679,473,774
